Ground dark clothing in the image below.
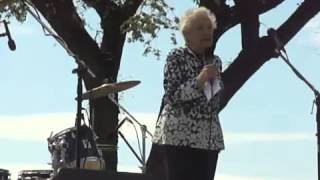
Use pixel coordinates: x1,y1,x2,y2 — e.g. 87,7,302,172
146,143,219,180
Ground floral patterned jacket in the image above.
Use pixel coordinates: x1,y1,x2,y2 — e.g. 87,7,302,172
152,47,225,151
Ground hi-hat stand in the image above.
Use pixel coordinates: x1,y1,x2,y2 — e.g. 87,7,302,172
25,1,97,168
108,93,153,173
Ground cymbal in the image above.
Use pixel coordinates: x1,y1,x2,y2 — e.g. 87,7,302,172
81,80,140,100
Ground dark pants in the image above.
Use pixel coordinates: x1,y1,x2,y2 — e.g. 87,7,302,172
146,144,219,180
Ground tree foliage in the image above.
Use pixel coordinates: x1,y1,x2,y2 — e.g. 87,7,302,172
1,0,178,58
0,0,27,21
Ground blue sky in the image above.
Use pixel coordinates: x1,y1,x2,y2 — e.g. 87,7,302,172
0,0,319,180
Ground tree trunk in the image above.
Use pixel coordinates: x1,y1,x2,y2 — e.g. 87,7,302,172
30,0,143,171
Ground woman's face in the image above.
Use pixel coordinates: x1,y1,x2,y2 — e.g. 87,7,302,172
184,13,214,53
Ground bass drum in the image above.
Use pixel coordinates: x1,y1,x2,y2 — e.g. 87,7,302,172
47,125,105,175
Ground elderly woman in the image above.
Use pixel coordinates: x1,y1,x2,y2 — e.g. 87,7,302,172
147,7,224,180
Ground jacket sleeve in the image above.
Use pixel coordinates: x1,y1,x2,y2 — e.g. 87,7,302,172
163,49,204,105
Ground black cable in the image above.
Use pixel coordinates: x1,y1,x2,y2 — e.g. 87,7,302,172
280,51,319,96
23,0,49,36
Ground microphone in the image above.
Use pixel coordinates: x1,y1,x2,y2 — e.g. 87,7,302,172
3,20,16,51
267,28,285,54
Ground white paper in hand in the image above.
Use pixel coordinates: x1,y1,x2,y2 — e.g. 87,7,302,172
203,79,221,101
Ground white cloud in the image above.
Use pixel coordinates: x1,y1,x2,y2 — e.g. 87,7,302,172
0,112,155,143
0,112,313,143
0,113,75,141
118,113,313,143
224,132,313,143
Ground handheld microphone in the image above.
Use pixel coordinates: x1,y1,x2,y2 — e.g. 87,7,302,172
3,20,16,51
267,28,285,54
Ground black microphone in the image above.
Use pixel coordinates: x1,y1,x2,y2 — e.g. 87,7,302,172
267,28,285,54
3,20,16,51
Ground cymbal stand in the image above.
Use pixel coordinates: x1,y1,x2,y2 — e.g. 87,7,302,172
108,94,153,173
25,1,97,168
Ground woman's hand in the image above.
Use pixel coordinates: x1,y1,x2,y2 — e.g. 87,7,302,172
196,64,219,89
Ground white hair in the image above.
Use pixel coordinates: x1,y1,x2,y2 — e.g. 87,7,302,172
179,7,217,34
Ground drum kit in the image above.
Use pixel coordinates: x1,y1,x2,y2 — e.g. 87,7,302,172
0,169,10,180
0,81,144,179
2,5,153,179
46,80,152,178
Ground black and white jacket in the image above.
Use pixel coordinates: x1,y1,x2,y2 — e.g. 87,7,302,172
152,47,224,151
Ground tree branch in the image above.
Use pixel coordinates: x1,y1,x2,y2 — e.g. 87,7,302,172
30,0,106,88
121,0,143,22
257,0,287,14
220,0,320,110
208,0,285,51
234,0,260,52
98,0,143,80
278,0,320,45
82,0,118,20
199,0,228,15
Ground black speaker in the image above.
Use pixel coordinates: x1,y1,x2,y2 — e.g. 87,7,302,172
52,168,159,180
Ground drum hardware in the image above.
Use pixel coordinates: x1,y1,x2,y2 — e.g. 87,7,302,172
96,144,118,152
47,80,140,174
73,64,95,169
79,80,141,100
79,80,146,170
108,94,153,173
48,125,105,176
17,170,52,180
25,1,97,169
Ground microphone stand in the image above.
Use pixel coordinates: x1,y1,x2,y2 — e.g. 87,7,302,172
277,50,320,180
0,20,16,51
25,1,97,169
316,95,320,180
72,63,88,169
